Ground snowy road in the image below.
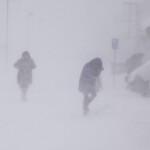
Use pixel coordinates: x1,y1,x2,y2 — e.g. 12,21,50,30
0,71,150,150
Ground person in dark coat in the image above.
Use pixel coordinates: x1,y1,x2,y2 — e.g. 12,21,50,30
79,58,104,115
14,51,36,101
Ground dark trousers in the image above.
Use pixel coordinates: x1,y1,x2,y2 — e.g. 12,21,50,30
83,91,96,113
20,84,29,101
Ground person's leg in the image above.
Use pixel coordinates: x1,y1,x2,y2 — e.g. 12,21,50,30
89,92,97,102
83,93,89,114
21,85,28,101
83,92,96,115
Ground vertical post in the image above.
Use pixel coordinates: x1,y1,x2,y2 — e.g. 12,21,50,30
27,12,33,51
112,38,119,86
113,48,116,84
6,0,9,68
27,12,30,50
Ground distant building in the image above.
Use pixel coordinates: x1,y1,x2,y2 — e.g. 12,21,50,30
138,0,150,61
118,0,150,62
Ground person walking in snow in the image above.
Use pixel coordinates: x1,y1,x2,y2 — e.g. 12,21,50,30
79,58,104,115
14,51,36,101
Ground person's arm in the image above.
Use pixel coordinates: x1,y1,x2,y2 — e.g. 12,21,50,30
14,60,20,69
31,59,36,69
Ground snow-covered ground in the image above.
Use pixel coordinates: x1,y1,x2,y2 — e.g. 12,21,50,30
0,0,149,149
0,66,150,150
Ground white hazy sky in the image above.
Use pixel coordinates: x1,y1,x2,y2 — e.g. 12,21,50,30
0,0,123,68
1,3,150,150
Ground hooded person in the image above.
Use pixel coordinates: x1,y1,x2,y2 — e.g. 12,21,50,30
79,58,104,115
14,51,36,101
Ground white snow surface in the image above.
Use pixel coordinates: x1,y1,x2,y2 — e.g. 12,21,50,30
0,66,150,150
0,0,149,149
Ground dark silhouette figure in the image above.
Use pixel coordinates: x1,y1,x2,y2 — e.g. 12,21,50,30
14,51,36,101
79,58,104,115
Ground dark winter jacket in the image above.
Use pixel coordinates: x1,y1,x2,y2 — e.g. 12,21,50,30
14,57,36,86
79,58,103,94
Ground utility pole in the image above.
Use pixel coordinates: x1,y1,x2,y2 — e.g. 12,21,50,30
6,0,9,67
27,12,33,51
112,38,119,86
